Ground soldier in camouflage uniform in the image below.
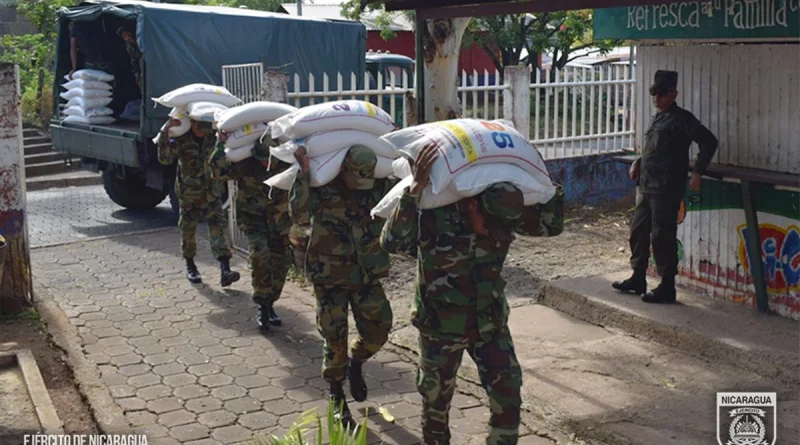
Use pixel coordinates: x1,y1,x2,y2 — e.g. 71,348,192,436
290,145,394,426
209,134,293,330
380,144,564,445
158,119,240,287
116,25,142,87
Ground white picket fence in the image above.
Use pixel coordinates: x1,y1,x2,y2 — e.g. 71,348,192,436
285,66,635,159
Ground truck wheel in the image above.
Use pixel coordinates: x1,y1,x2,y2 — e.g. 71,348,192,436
102,169,168,210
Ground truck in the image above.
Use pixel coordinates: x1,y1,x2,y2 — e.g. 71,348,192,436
51,0,366,212
365,51,414,127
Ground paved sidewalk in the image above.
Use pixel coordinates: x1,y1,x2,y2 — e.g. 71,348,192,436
32,229,552,445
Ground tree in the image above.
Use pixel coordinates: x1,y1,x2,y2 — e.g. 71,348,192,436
341,1,469,123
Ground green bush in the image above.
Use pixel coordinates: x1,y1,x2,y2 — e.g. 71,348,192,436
251,402,369,445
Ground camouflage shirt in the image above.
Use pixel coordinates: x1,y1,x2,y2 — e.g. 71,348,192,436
208,141,291,224
380,185,564,339
157,131,224,203
126,42,142,84
289,170,394,286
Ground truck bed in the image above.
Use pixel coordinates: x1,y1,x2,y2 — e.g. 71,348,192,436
50,119,142,168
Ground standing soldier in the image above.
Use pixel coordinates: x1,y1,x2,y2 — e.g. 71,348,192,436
290,146,394,426
380,145,564,445
208,135,292,330
613,70,718,303
116,25,142,87
157,119,240,287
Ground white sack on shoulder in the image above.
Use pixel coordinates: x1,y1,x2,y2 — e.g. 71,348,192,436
151,118,191,145
225,144,255,163
451,163,556,206
265,164,300,191
371,176,462,219
67,69,114,82
60,88,112,100
153,84,240,108
270,129,399,164
62,79,112,91
264,147,350,190
63,115,116,125
65,97,113,109
215,102,298,132
391,157,412,179
374,156,394,179
383,119,551,195
63,106,113,117
169,107,188,119
270,100,395,140
187,102,228,122
225,122,269,149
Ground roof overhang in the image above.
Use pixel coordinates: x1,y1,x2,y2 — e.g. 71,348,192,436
362,0,687,20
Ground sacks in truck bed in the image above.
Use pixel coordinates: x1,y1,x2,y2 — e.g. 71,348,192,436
66,69,114,82
269,100,395,140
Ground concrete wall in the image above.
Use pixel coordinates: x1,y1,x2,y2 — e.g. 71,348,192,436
0,4,37,38
544,151,633,204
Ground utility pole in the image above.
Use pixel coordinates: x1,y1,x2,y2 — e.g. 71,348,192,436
296,0,302,15
0,63,33,316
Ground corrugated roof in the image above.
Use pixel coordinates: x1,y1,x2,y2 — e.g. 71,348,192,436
280,3,412,31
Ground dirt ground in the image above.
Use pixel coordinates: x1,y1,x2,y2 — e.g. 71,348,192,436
0,313,98,436
380,197,635,332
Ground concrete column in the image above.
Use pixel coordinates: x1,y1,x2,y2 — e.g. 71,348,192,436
0,62,32,315
263,71,289,104
503,66,531,140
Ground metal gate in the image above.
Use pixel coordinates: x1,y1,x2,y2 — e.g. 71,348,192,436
222,62,264,253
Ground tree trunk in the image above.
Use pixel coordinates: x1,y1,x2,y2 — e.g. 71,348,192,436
418,18,471,123
0,63,33,316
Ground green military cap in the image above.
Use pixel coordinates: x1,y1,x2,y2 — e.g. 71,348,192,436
194,121,213,132
481,182,524,221
341,145,377,190
649,70,678,96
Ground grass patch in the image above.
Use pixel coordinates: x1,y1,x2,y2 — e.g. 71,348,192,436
251,401,369,445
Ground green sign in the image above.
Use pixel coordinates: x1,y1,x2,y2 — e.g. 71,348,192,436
594,0,800,40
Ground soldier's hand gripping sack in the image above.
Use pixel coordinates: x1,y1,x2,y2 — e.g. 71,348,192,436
269,100,395,140
382,119,551,195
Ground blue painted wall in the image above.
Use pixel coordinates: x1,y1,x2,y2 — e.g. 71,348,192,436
545,151,634,204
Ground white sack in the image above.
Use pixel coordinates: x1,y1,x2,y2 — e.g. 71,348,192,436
451,164,556,206
169,107,188,119
391,157,413,179
65,97,113,109
60,88,112,100
265,147,351,190
63,106,113,117
270,129,399,164
187,101,228,122
374,156,394,179
151,118,191,145
270,100,395,140
225,144,255,163
63,115,116,125
215,102,298,132
265,164,300,191
383,119,552,195
371,176,463,219
153,84,240,108
62,79,112,91
225,122,270,149
67,69,114,82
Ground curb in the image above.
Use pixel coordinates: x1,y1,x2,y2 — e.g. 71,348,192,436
0,349,64,434
35,287,131,435
27,174,102,192
539,280,800,392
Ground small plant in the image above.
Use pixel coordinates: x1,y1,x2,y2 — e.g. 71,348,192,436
251,402,368,445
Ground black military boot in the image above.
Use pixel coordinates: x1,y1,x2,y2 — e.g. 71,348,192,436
267,304,282,327
256,305,270,332
641,277,676,304
219,257,241,287
612,273,647,295
348,359,367,402
330,382,354,428
185,258,202,284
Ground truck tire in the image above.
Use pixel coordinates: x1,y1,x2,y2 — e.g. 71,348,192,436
103,169,168,210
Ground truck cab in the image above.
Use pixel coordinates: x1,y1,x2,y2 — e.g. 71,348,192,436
365,51,413,127
50,0,366,213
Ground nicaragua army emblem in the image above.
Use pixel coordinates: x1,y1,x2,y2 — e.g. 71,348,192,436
717,392,777,445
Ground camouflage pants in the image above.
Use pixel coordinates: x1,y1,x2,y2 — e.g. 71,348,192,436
179,199,231,260
243,221,291,306
314,282,393,384
417,327,522,445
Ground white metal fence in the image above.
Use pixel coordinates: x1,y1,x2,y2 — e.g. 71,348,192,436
222,62,264,253
286,66,635,159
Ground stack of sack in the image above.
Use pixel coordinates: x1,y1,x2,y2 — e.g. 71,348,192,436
213,102,299,162
151,83,241,144
371,118,557,218
60,69,115,125
265,100,400,190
